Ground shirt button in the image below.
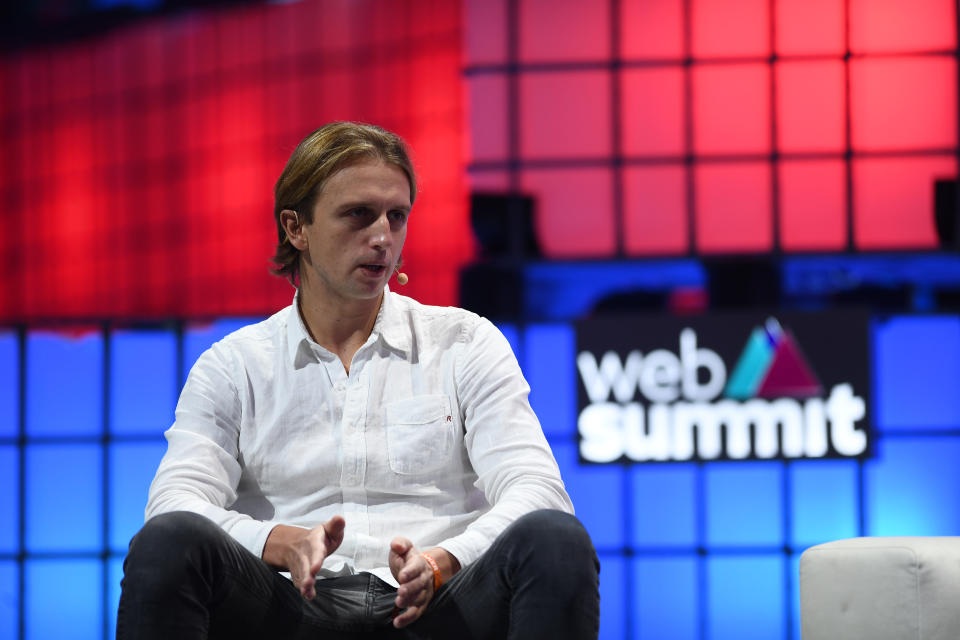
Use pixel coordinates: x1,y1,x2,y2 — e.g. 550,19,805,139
334,382,345,392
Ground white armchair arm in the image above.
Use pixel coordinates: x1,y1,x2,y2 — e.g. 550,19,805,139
800,537,960,640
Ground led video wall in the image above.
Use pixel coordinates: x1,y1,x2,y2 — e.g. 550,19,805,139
2,314,959,639
0,0,470,322
498,314,960,640
464,0,958,256
3,1,960,639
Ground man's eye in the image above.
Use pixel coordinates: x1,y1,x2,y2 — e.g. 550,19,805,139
389,211,408,223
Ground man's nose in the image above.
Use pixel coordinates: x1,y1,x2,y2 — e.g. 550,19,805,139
369,213,392,248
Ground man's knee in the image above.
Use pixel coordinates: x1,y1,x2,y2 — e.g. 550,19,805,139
504,510,597,576
124,511,222,587
509,510,592,549
130,511,221,554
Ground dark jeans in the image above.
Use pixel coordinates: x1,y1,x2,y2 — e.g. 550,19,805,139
117,509,600,639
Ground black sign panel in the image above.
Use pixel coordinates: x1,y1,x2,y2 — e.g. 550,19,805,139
575,311,871,463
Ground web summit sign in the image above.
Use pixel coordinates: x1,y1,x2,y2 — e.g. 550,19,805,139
576,312,871,463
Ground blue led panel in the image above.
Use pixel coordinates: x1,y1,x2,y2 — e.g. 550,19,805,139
597,553,626,640
552,442,625,548
874,316,960,430
494,323,521,365
182,318,261,382
524,324,576,437
630,464,697,547
789,460,859,547
0,560,17,640
110,441,167,552
705,463,783,547
25,558,101,640
524,260,705,321
108,555,124,640
26,329,103,437
25,444,102,552
633,556,698,640
110,330,177,435
707,555,785,640
789,553,802,640
0,332,17,438
865,436,960,535
0,447,17,554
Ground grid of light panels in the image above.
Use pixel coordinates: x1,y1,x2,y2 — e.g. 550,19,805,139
464,0,958,257
497,315,960,640
0,0,469,322
2,317,960,640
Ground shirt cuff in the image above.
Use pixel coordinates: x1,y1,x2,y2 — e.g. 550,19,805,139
227,517,277,559
434,529,490,569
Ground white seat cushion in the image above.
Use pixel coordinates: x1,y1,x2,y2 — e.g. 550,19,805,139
800,537,960,640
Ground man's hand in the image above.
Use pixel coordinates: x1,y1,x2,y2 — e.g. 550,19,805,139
389,538,435,628
263,516,346,600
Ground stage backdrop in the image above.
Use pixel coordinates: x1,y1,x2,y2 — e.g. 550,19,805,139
2,1,960,640
0,0,470,320
464,0,958,256
3,312,960,639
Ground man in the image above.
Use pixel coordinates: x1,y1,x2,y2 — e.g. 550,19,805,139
117,122,599,639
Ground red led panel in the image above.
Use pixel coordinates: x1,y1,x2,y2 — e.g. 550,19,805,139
132,103,171,163
850,0,956,54
115,22,170,91
520,71,611,158
299,0,361,54
853,156,956,249
691,0,770,58
695,162,772,252
258,2,300,63
216,6,266,69
50,43,95,103
10,53,48,112
0,0,468,321
468,74,509,163
623,165,689,255
465,0,508,65
778,160,847,251
315,70,365,124
261,77,303,141
519,0,609,62
775,0,844,56
621,67,686,157
693,64,770,155
521,168,615,257
468,170,511,193
0,61,7,183
181,15,220,78
776,61,845,153
850,57,957,151
620,0,684,60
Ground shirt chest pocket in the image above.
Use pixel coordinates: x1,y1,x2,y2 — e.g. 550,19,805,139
384,394,456,475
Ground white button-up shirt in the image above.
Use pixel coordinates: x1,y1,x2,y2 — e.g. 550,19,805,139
146,288,573,586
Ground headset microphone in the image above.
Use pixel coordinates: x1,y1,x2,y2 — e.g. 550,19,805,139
395,266,409,285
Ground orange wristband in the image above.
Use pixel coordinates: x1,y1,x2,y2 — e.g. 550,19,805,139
421,552,443,592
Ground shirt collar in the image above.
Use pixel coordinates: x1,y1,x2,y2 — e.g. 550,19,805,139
286,289,316,367
373,285,411,355
286,286,410,366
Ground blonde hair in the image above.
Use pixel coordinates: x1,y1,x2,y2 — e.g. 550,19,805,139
270,122,417,284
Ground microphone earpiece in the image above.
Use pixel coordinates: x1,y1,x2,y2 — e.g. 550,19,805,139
395,268,409,285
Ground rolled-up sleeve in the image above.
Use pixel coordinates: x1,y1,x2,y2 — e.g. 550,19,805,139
436,319,574,567
144,341,276,558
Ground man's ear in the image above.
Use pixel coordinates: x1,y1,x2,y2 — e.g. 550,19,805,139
280,209,308,250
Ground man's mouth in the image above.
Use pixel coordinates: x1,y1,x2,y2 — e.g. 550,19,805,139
359,264,387,276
